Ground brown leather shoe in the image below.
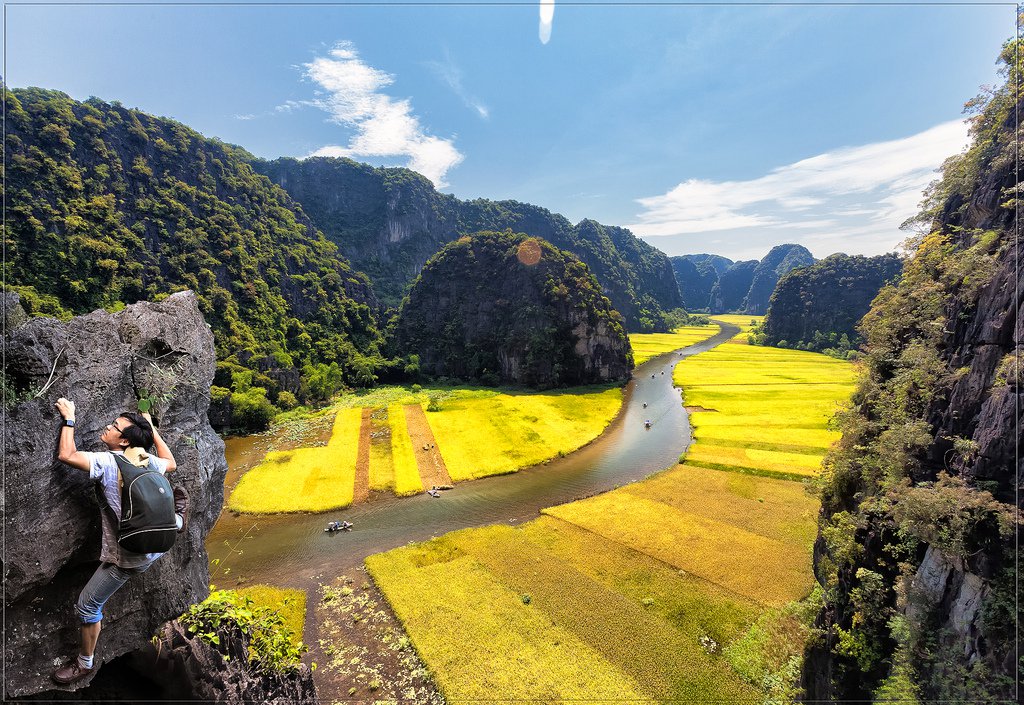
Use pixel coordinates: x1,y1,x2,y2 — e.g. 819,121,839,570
52,659,94,685
173,485,189,533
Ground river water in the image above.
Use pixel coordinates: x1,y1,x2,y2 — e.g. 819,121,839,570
205,323,739,591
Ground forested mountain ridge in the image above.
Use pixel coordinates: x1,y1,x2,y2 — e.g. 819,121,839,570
394,230,632,387
742,243,815,314
709,259,758,313
252,157,682,331
669,256,719,310
669,245,812,314
805,36,1021,702
3,88,383,427
756,253,903,355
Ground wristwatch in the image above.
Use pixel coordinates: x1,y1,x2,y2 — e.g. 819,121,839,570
63,419,75,428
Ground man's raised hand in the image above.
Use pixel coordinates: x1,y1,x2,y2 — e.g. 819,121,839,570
56,397,76,421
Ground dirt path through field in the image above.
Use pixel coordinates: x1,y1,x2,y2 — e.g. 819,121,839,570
352,408,373,504
403,404,453,488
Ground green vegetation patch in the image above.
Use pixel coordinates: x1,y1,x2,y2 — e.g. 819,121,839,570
180,587,307,674
235,584,307,644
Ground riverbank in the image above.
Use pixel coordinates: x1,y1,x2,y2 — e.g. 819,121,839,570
205,324,738,701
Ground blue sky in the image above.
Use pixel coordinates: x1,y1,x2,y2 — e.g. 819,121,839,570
5,2,1015,261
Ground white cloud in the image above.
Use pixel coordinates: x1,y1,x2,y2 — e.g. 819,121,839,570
539,0,555,44
275,99,311,114
628,120,970,257
425,52,489,119
234,113,257,121
304,41,463,188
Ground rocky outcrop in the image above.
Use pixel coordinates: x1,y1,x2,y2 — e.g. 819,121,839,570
742,244,815,314
669,256,718,311
394,230,632,387
253,157,682,330
130,620,316,704
805,45,1022,702
2,291,227,698
709,260,758,313
760,253,903,349
679,253,733,276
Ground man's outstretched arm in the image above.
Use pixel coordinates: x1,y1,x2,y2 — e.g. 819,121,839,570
55,398,91,471
142,411,177,472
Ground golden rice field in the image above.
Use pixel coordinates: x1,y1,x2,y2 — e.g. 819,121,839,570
229,384,623,512
628,324,719,365
229,407,361,513
674,330,857,480
711,313,764,334
424,386,623,481
367,327,855,702
388,404,423,496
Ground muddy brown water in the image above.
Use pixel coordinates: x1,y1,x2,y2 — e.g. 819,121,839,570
205,323,739,591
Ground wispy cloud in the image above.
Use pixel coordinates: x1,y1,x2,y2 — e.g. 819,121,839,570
275,99,313,114
303,41,463,188
539,0,555,44
425,50,489,119
628,120,970,257
234,113,257,121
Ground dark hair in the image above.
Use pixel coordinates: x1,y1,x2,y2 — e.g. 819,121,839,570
118,411,154,450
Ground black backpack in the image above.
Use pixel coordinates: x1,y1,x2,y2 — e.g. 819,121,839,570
108,454,178,554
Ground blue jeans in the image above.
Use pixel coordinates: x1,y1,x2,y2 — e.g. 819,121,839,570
75,562,152,624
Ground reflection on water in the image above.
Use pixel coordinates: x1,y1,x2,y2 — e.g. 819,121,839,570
206,324,739,591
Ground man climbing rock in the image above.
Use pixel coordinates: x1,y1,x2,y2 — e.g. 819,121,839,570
51,397,189,686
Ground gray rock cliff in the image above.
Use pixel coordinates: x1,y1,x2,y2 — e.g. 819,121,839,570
3,291,227,698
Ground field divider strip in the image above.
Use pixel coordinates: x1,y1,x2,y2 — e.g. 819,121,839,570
682,459,812,483
404,403,453,489
352,407,373,504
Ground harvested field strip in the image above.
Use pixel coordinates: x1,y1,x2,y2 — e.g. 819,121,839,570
451,525,759,702
404,404,452,489
517,516,760,647
229,407,361,513
627,465,818,548
545,493,814,606
628,324,720,365
366,547,649,702
352,408,372,504
389,405,422,496
367,408,394,493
